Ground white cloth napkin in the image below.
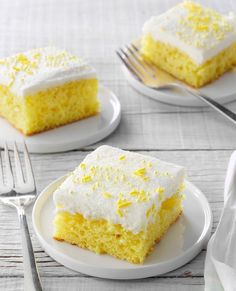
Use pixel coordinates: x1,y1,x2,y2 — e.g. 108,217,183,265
205,151,236,291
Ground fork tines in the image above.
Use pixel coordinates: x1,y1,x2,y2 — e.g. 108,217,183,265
116,43,156,82
0,142,35,193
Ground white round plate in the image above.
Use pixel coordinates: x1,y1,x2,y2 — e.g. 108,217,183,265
123,65,236,107
32,175,212,280
0,85,121,153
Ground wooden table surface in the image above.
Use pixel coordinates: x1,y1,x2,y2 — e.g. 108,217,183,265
0,0,236,290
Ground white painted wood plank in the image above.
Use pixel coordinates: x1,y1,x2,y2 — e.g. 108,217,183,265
93,103,236,150
0,277,204,291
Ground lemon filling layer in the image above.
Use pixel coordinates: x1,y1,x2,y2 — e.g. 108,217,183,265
54,192,183,264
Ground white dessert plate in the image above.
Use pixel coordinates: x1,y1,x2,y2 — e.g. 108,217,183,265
0,85,121,153
32,175,212,280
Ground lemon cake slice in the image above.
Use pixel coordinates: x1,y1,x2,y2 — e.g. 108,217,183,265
0,47,99,135
141,1,236,88
53,145,185,264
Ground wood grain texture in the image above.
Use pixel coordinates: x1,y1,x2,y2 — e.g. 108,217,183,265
0,0,235,289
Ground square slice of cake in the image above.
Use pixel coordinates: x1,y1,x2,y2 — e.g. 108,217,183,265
53,145,185,264
0,47,99,135
141,1,236,88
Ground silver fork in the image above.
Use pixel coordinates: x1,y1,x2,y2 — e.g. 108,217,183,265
117,43,236,125
0,142,42,291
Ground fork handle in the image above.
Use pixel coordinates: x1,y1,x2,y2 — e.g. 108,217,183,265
185,88,236,125
18,207,43,291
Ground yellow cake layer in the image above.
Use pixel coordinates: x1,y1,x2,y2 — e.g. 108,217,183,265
53,193,182,264
141,35,236,88
0,79,99,135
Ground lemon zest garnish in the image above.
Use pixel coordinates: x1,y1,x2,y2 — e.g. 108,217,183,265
129,189,149,202
116,209,124,217
16,54,30,65
102,192,112,199
116,198,132,217
147,162,152,168
177,1,233,47
33,52,41,59
80,163,86,170
134,167,146,177
13,66,20,72
129,189,139,196
81,175,92,183
146,204,156,218
119,155,126,161
117,198,132,208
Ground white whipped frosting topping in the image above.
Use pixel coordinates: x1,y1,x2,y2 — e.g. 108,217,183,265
0,47,96,97
53,145,185,234
142,1,236,65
